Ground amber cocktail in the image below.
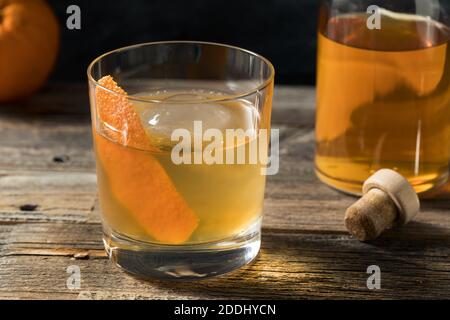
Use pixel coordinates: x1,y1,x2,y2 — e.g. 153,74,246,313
88,42,274,279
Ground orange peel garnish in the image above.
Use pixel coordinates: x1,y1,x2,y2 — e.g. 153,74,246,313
95,76,154,151
94,76,198,244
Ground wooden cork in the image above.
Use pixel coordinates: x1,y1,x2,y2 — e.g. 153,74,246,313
345,169,420,241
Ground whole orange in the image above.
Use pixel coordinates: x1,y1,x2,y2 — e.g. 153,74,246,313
0,0,59,102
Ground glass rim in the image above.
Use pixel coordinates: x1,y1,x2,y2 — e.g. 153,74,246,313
87,40,275,104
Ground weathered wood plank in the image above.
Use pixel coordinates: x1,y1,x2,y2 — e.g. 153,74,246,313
0,171,99,224
0,84,90,115
0,83,313,172
272,86,316,125
1,84,449,300
0,114,94,172
0,83,315,120
0,125,448,238
1,223,448,300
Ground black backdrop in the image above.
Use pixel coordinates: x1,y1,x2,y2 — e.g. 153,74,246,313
47,0,320,85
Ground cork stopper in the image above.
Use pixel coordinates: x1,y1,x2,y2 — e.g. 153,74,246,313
345,169,420,241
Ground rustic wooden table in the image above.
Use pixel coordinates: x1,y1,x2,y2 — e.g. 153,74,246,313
0,84,449,300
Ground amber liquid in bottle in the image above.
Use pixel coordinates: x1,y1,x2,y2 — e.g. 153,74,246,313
316,10,450,194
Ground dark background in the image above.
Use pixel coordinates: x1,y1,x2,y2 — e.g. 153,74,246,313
47,0,320,85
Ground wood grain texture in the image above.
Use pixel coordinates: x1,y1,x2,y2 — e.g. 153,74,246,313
0,83,449,300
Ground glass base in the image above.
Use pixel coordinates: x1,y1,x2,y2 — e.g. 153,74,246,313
315,168,363,196
103,220,261,280
315,166,449,196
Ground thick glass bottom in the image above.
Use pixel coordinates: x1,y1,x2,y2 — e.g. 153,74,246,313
102,219,261,280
